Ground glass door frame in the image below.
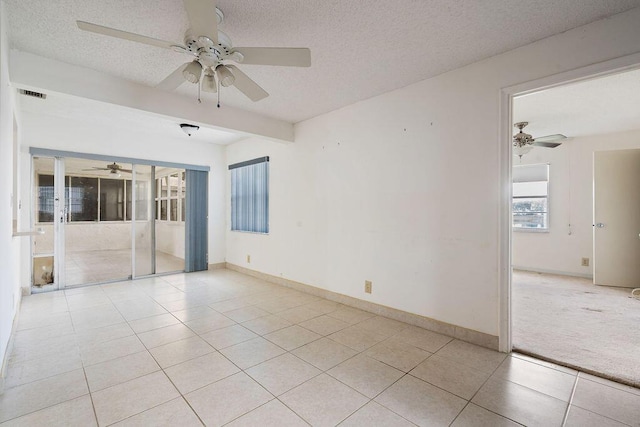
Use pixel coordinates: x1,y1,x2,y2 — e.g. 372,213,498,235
131,164,156,279
30,156,63,293
53,156,65,289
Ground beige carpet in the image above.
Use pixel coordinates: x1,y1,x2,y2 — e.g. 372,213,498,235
513,270,640,388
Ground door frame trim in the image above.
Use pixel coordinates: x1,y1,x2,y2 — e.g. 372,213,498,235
498,52,640,353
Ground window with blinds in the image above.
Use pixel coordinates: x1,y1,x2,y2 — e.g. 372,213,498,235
513,163,549,231
229,157,269,234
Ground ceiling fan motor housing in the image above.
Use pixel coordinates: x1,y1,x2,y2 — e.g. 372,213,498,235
183,9,233,69
513,121,534,147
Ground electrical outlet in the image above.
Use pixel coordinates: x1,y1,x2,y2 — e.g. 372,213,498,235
247,254,251,263
364,280,372,294
581,257,589,267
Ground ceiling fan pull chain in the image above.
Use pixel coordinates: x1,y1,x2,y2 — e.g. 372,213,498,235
217,78,221,108
197,80,202,103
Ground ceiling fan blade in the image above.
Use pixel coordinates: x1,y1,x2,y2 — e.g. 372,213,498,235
183,0,218,44
232,47,311,67
76,21,178,50
82,167,109,171
533,141,563,148
533,134,566,148
156,63,189,91
225,65,269,102
119,169,133,173
534,134,567,143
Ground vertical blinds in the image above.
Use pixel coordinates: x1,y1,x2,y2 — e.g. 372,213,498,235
229,157,269,233
185,169,208,272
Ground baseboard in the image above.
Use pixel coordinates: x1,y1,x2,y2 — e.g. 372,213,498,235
208,262,227,270
0,292,22,395
225,263,499,351
513,266,593,279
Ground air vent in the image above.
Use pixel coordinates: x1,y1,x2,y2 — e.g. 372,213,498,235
19,89,47,99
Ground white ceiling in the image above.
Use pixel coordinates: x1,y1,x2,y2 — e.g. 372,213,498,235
6,0,640,124
19,92,243,145
514,68,640,140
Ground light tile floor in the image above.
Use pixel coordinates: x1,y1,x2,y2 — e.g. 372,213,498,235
2,269,639,426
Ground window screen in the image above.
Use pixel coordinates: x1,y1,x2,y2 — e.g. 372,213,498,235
229,157,269,233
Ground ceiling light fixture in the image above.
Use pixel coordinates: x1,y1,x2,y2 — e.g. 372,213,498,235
180,123,199,136
183,60,203,84
216,65,235,87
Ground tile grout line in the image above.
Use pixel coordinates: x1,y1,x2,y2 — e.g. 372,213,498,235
82,366,101,427
568,373,636,427
447,353,525,427
159,370,208,427
561,372,580,426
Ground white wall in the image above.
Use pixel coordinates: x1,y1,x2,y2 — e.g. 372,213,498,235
513,129,640,277
0,0,22,375
19,109,227,289
226,8,640,338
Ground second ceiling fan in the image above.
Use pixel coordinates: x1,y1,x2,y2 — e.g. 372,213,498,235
76,0,311,102
513,121,567,159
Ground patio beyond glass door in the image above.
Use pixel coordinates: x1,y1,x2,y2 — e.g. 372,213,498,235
31,153,190,292
64,158,133,286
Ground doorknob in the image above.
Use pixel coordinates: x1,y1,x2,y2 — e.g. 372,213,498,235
595,223,605,228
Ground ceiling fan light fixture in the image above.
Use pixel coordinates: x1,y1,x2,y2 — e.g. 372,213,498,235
183,60,203,84
202,72,217,92
513,144,534,159
216,65,235,87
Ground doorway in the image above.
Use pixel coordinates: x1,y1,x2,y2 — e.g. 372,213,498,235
30,154,198,292
505,66,640,386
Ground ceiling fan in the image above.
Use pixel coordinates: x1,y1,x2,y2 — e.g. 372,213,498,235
82,162,132,175
76,0,311,104
513,122,567,159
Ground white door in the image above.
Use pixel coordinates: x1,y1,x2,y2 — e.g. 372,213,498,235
593,149,640,287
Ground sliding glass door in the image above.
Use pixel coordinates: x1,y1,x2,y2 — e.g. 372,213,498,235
30,151,203,292
63,158,134,286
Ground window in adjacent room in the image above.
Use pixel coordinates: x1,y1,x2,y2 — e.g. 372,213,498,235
229,156,269,233
513,163,549,231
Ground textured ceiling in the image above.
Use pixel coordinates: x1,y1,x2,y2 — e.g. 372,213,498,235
514,68,640,140
6,0,640,124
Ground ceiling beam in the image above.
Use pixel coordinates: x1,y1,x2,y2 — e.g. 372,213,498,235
9,50,294,142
